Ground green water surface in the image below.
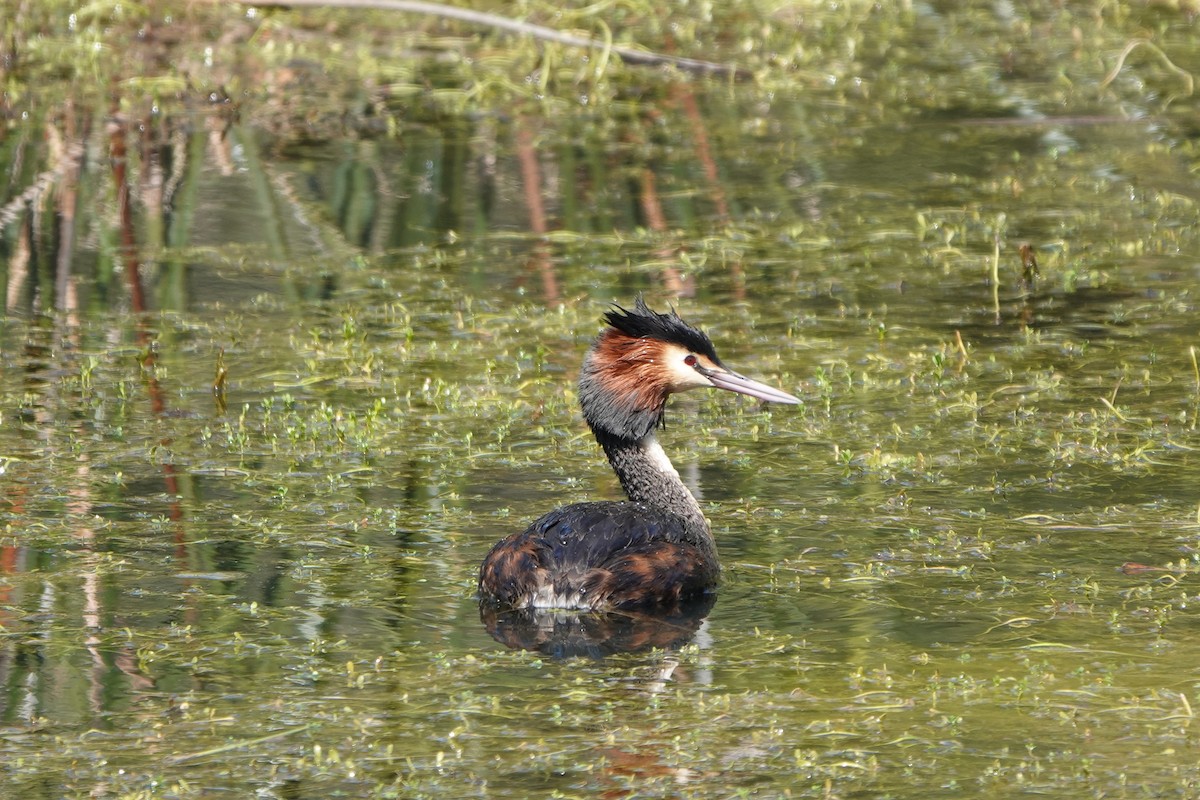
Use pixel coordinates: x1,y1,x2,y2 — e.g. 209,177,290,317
2,1,1200,797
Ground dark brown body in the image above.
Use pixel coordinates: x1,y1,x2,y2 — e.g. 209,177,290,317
479,501,719,611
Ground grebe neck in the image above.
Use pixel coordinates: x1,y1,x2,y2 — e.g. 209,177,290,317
593,429,711,539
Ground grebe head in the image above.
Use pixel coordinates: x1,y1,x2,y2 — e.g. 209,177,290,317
578,297,800,440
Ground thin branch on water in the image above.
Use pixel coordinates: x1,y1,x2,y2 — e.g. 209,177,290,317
240,0,750,79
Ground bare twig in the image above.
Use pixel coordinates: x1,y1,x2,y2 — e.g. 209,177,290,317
954,329,968,362
242,0,750,79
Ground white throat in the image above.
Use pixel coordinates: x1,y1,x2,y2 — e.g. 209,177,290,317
641,435,681,480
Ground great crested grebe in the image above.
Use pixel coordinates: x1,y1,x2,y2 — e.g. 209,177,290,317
478,298,799,611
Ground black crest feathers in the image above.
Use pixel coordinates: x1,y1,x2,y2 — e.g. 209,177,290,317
603,296,722,365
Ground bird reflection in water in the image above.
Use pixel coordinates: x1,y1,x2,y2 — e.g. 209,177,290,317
479,594,716,659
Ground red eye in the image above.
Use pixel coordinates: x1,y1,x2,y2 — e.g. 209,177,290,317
684,354,698,367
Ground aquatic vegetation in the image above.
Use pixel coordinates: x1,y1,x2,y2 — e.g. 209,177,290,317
2,0,1200,797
